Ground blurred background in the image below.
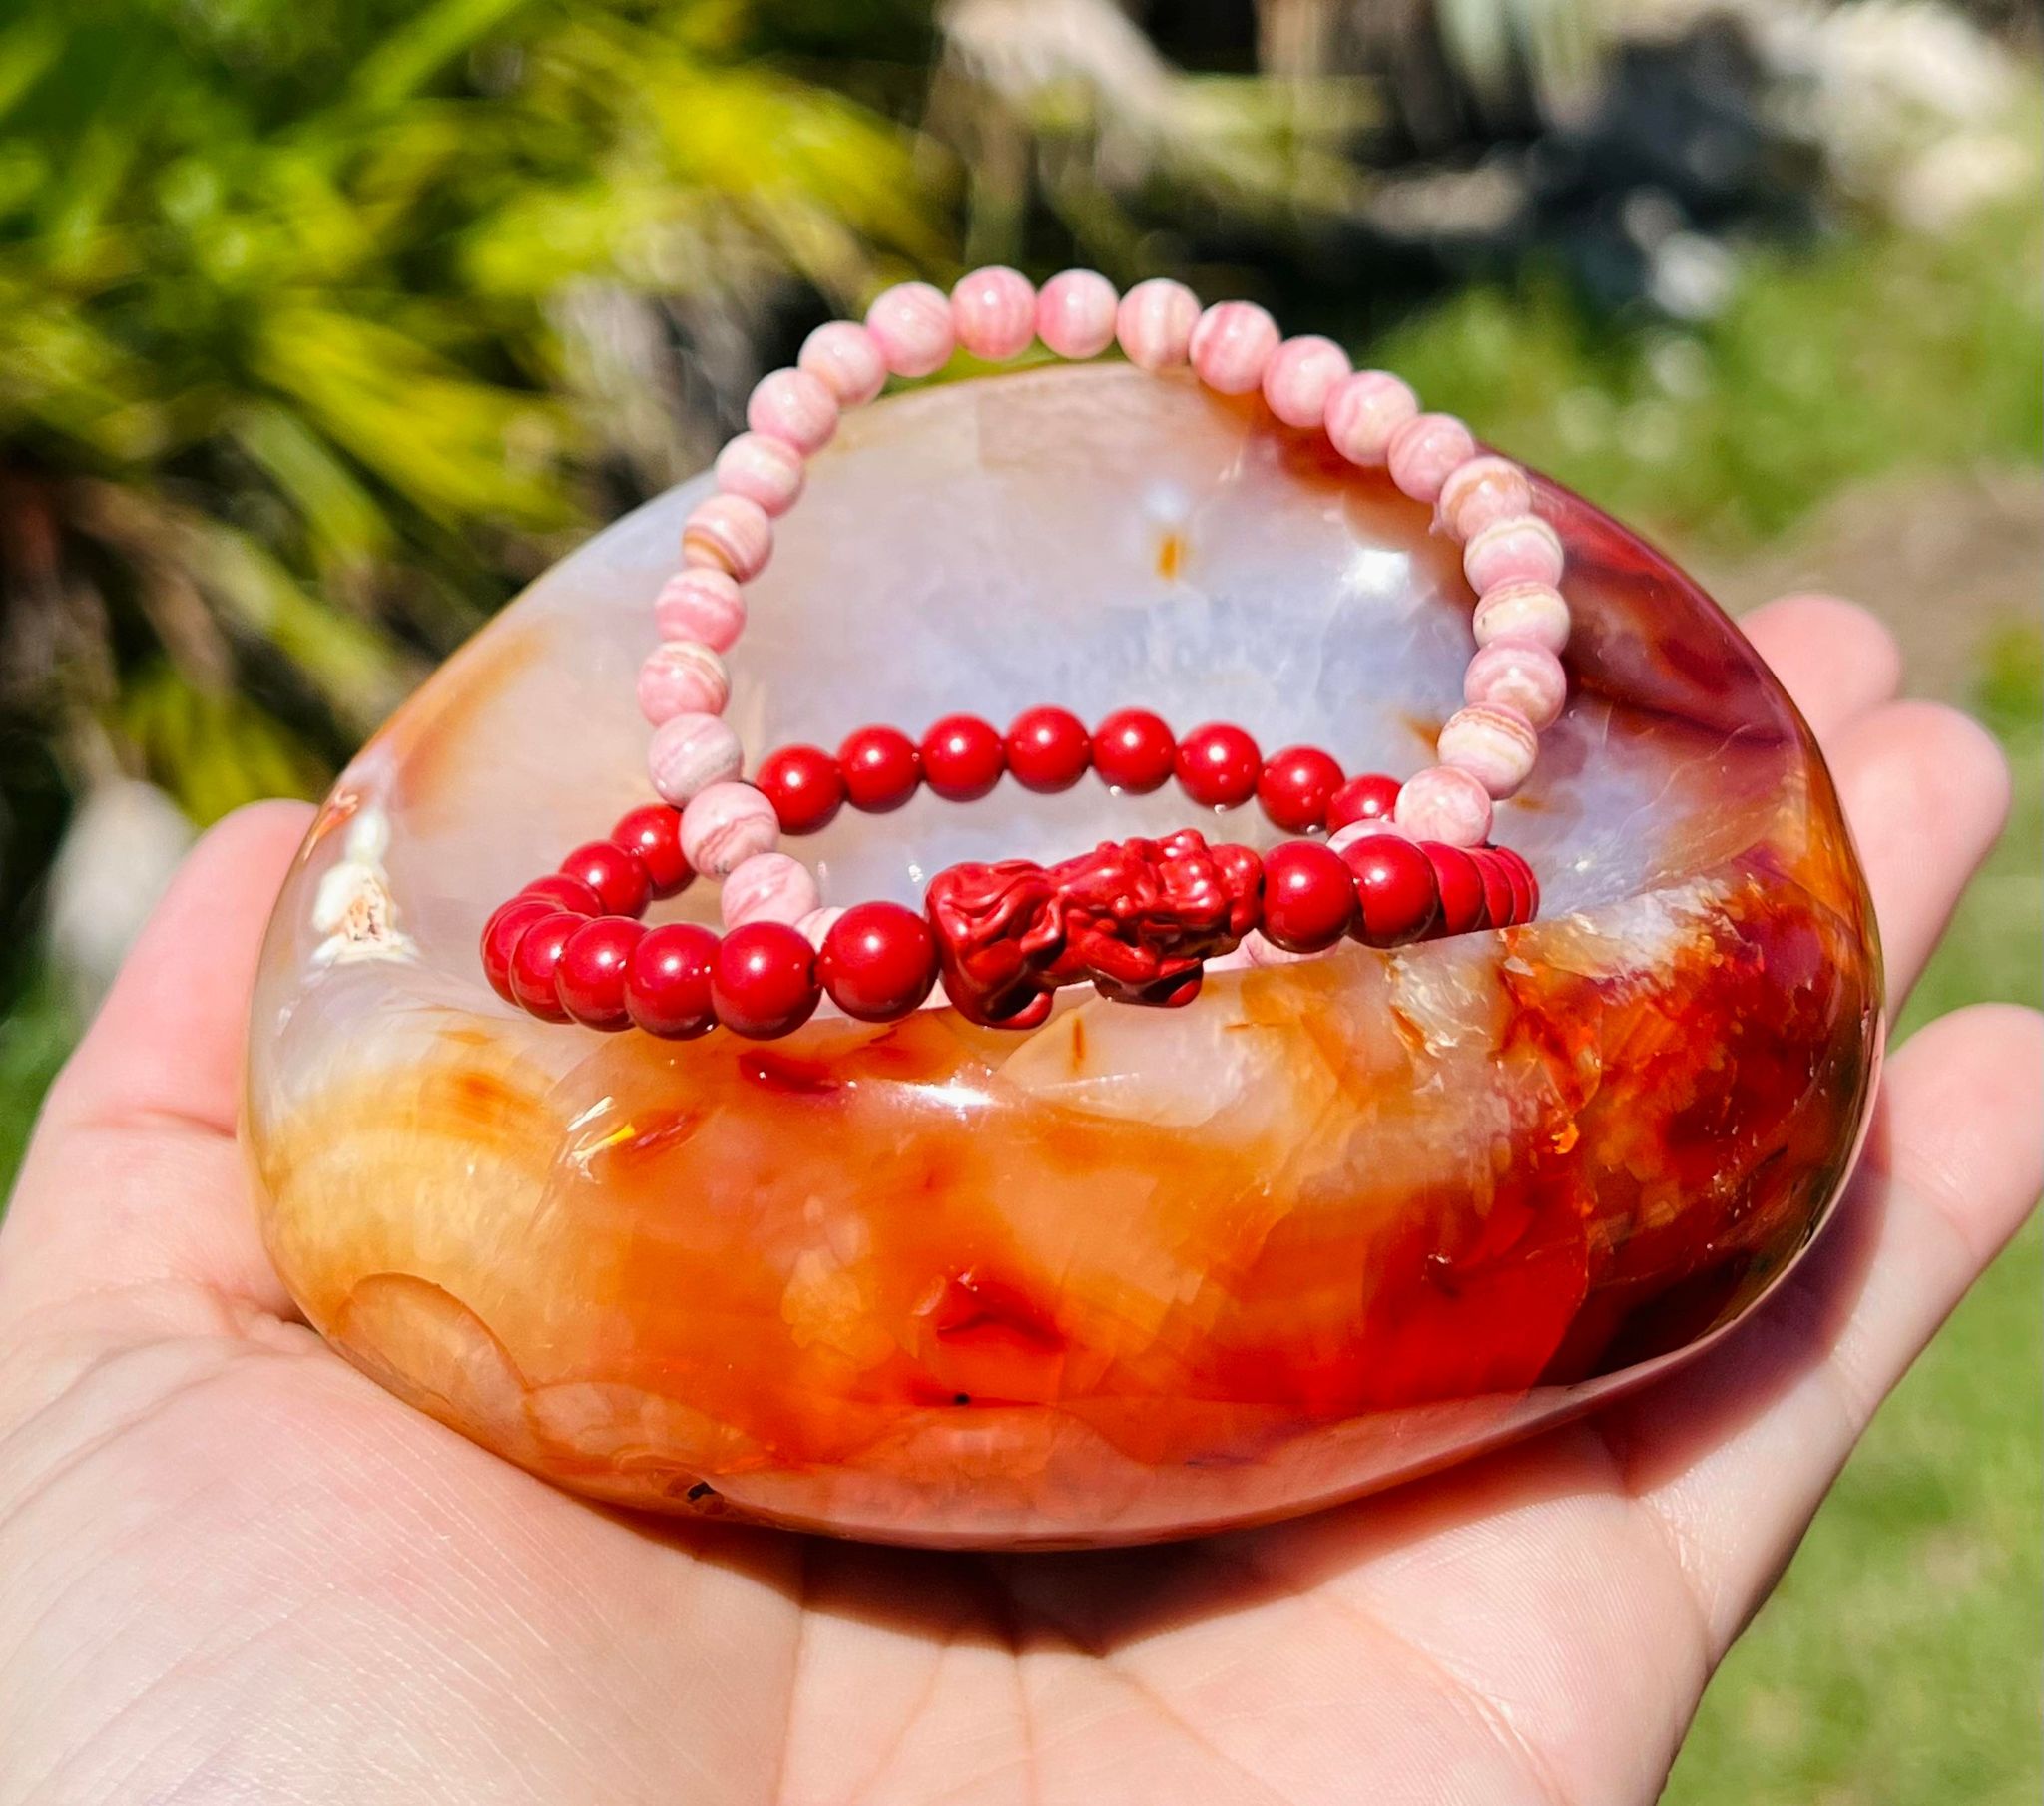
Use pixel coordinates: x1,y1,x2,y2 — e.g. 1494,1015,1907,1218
0,2,2036,1796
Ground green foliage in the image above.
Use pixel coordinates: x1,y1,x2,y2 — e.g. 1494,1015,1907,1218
1371,204,2044,549
0,0,944,929
0,967,72,1192
1898,623,2044,1035
117,662,328,825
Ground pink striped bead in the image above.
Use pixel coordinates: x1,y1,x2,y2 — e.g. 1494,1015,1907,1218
1464,639,1568,730
714,432,804,516
1465,513,1565,593
1035,268,1119,359
1387,413,1479,505
719,851,822,929
682,493,772,581
1323,370,1419,466
1436,455,1533,542
1190,300,1280,395
864,281,955,378
1115,278,1201,370
680,781,778,879
1393,765,1493,848
647,712,744,808
747,367,838,456
798,320,887,406
654,570,746,654
951,265,1037,361
1473,580,1571,654
797,905,846,952
1261,335,1351,428
1329,818,1409,855
637,642,730,725
1437,703,1540,799
1239,930,1312,969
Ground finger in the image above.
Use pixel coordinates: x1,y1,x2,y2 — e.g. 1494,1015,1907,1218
1826,700,2010,1007
1605,1003,2044,1656
1740,594,1902,744
0,801,312,1322
38,800,313,1137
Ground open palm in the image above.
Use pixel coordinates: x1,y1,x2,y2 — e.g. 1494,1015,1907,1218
2,595,2037,1806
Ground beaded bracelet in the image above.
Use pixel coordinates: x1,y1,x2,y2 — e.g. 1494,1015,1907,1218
481,709,1541,1036
483,267,1570,1040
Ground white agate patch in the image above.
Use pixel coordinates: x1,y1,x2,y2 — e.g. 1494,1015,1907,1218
311,806,415,967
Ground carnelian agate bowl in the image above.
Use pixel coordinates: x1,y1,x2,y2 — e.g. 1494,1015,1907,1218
247,365,1881,1548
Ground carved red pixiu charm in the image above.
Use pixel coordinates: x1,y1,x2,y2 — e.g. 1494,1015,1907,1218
926,830,1263,1026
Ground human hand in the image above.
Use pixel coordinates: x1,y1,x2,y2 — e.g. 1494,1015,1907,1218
2,595,2037,1806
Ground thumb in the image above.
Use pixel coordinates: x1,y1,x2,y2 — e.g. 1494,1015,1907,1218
1,800,314,1320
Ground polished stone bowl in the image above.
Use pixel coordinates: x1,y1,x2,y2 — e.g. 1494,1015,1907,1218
246,365,1881,1548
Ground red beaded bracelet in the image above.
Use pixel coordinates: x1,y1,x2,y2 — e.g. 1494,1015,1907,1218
753,709,1402,841
482,711,1538,1041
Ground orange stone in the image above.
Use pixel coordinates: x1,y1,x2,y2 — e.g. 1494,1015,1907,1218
248,367,1881,1546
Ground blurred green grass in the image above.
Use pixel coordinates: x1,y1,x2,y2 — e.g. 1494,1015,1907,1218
2,206,2039,1805
0,968,70,1183
1378,208,2044,553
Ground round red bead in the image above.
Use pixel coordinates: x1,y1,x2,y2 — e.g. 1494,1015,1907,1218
1257,744,1344,833
1176,721,1262,810
1421,842,1489,938
521,872,603,916
818,901,938,1021
1004,706,1091,793
625,923,722,1038
556,916,646,1030
712,921,821,1039
508,910,581,1019
1260,840,1355,952
1091,708,1176,793
1325,772,1401,833
1492,845,1537,924
1471,850,1516,930
1341,835,1440,947
560,840,651,918
481,896,555,1002
757,744,845,834
610,805,692,897
838,725,921,812
920,714,1005,802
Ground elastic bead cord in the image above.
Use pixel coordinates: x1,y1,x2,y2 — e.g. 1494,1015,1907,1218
495,264,1576,1038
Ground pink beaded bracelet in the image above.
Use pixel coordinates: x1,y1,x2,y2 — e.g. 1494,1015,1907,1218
485,267,1574,1040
